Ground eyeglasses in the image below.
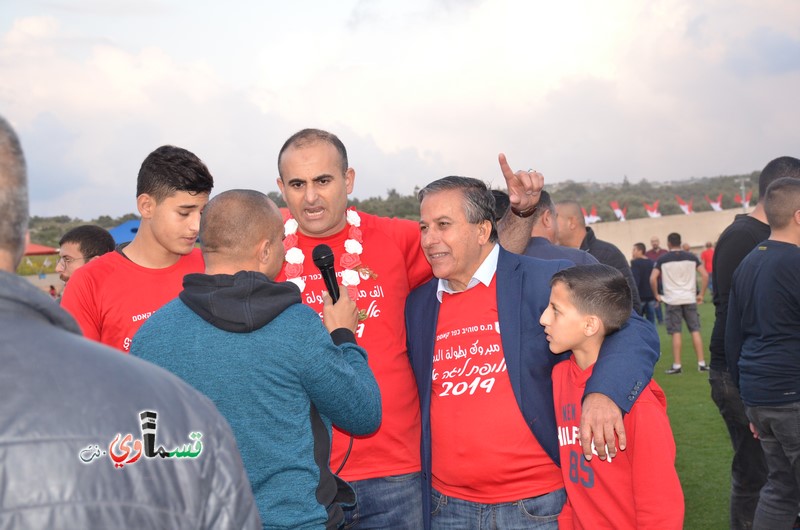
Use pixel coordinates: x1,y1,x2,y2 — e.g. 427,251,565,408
57,255,87,266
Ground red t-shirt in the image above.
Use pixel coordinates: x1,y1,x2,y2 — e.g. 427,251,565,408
61,248,204,352
553,358,684,529
276,212,432,481
431,277,562,503
701,248,714,273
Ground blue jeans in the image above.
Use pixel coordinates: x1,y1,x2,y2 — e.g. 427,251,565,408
640,300,657,325
343,472,423,529
654,300,664,324
710,369,767,529
430,487,565,530
745,402,800,530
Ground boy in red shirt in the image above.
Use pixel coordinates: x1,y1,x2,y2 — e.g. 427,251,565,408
61,145,212,352
540,264,684,529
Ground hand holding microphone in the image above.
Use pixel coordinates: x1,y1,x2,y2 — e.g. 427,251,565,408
313,244,358,333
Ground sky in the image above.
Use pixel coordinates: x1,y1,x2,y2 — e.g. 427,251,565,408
1,0,799,219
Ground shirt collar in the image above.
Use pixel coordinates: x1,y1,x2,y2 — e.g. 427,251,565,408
436,244,499,303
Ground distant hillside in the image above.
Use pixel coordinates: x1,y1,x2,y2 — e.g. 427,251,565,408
29,171,759,247
28,213,140,249
547,172,759,220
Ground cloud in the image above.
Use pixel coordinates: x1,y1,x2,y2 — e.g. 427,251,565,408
2,0,799,221
727,27,800,76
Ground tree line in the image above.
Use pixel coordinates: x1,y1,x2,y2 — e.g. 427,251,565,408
30,171,758,249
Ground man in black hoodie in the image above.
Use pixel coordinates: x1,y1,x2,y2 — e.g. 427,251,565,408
131,189,382,529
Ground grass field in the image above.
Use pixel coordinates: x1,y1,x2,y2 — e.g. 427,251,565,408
652,297,731,529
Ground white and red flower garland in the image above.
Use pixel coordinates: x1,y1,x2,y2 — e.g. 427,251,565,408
283,208,376,302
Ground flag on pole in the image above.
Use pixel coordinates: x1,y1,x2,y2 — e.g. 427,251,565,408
734,190,753,209
704,193,723,212
581,205,602,224
675,195,694,215
643,200,662,218
609,201,627,221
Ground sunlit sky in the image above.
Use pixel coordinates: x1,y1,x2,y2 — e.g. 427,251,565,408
2,0,799,219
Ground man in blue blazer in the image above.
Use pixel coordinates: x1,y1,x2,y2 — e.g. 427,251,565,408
406,176,659,529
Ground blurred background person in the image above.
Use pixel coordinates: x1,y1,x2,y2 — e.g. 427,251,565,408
56,224,115,284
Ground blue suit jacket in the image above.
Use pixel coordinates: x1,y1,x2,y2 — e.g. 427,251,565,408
405,247,659,528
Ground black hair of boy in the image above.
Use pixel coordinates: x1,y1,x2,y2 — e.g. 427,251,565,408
550,263,632,334
136,145,214,201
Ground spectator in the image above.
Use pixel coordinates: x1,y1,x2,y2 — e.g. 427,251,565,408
726,177,800,529
646,236,668,262
56,225,115,283
61,145,213,352
523,190,599,265
700,241,714,294
0,114,260,529
273,128,542,528
132,189,381,528
709,156,800,529
406,176,658,530
630,242,656,324
555,200,641,309
646,236,667,323
651,232,709,374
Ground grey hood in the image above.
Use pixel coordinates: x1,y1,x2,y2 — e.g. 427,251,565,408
179,271,301,333
0,270,81,335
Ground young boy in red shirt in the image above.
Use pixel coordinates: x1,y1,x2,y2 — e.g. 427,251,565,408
61,145,212,352
540,264,684,529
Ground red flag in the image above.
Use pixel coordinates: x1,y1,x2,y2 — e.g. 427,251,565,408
675,195,693,215
643,200,662,218
704,193,723,212
609,201,627,221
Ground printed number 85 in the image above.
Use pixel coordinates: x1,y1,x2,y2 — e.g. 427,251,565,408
568,450,594,488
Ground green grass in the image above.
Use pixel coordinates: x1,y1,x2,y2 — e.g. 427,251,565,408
16,254,58,276
653,297,730,529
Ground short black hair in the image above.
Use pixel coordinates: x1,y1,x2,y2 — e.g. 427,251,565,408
418,176,498,243
764,177,800,230
758,157,800,200
530,190,554,225
200,189,282,261
59,225,116,260
278,128,348,179
136,145,214,202
633,242,646,254
550,264,632,335
491,190,510,221
667,232,682,248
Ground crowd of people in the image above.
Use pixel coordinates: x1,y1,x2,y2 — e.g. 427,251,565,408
2,110,799,529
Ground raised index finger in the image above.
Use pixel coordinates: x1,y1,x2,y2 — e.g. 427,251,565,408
498,153,515,180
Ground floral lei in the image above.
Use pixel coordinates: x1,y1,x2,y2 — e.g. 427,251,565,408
283,208,377,304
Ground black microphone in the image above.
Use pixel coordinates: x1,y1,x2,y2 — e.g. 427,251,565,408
312,244,340,303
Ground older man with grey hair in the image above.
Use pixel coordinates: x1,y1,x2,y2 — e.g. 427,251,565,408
405,175,659,530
